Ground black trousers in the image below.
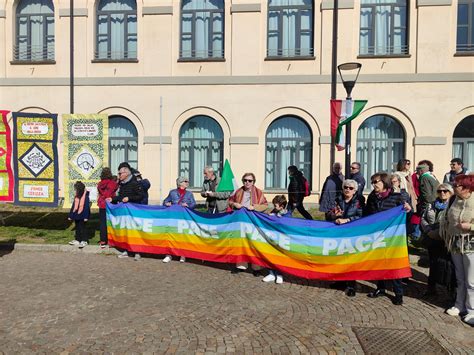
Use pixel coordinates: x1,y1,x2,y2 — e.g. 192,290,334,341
289,201,313,220
99,208,108,243
377,279,403,295
74,220,86,242
426,239,447,287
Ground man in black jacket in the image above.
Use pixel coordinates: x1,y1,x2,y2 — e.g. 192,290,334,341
108,164,144,260
287,165,313,220
349,162,366,196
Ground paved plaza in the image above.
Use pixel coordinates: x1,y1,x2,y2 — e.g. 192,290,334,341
0,250,472,354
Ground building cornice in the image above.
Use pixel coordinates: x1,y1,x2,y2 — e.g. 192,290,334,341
1,73,473,87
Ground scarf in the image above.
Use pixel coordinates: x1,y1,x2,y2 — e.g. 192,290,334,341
73,192,87,214
232,185,267,206
376,188,392,200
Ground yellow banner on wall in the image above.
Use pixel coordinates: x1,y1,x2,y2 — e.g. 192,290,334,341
63,114,109,207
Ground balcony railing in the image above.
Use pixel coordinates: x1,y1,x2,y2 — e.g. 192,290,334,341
94,50,137,61
266,47,314,58
179,48,225,60
359,44,409,56
13,44,55,61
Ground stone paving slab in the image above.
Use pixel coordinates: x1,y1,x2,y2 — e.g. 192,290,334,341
0,250,472,354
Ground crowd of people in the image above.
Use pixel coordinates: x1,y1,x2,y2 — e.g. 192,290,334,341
66,158,474,326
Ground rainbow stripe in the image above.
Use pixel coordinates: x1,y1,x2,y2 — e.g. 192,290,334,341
107,204,412,281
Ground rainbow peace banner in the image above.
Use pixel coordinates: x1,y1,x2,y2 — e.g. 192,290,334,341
12,112,59,206
0,111,14,202
107,204,411,281
62,114,109,207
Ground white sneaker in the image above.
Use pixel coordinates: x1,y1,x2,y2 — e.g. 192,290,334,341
134,253,141,261
179,256,186,263
236,265,247,270
117,251,129,258
78,241,88,248
446,307,461,316
163,255,172,263
262,273,276,283
463,314,474,325
69,240,79,245
275,275,283,284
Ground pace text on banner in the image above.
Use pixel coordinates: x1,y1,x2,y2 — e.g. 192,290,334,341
107,204,411,281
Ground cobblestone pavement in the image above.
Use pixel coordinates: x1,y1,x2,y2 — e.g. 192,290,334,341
0,250,472,354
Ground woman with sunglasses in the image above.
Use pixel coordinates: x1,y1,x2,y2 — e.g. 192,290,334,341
420,183,453,297
228,173,268,274
440,175,474,326
162,176,196,263
325,179,365,297
365,172,411,305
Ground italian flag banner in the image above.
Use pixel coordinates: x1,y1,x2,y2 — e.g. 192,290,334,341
331,99,367,151
216,159,239,193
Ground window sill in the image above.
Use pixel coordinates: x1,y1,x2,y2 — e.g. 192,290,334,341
454,52,474,57
178,57,226,62
91,59,139,63
265,56,315,61
10,60,56,65
357,54,411,59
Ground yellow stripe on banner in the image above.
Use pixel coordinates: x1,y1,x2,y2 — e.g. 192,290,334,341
109,231,409,270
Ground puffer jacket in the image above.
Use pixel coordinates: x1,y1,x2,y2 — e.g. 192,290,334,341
326,194,365,222
164,189,196,209
364,190,405,215
112,176,144,204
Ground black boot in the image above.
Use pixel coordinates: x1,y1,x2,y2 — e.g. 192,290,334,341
345,287,356,297
367,289,386,298
392,294,403,305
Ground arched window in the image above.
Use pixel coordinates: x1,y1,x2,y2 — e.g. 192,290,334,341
267,0,313,58
109,115,138,172
265,116,312,189
180,0,224,59
15,0,54,61
96,0,137,60
356,115,405,188
453,115,474,169
179,116,224,188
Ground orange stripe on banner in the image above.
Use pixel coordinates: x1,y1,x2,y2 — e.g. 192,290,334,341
108,234,409,273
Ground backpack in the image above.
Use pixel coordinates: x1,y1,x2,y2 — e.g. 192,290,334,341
302,176,311,197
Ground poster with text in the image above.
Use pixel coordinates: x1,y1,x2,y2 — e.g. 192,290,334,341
12,112,59,206
63,114,109,207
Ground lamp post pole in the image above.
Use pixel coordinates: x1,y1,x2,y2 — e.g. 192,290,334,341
330,0,338,170
69,0,74,114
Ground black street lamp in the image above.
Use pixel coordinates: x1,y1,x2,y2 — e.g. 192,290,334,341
337,62,362,178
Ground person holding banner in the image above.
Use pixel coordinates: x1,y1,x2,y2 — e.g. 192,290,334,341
162,176,196,263
109,165,144,260
440,174,474,326
365,172,412,305
228,173,268,274
201,166,231,213
325,179,365,297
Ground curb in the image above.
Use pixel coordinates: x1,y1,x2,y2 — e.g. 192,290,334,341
0,243,120,255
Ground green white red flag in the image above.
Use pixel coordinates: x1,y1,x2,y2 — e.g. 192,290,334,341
330,99,367,151
216,159,239,193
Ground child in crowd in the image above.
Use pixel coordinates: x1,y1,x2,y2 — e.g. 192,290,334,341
97,167,119,248
262,195,291,284
68,181,90,248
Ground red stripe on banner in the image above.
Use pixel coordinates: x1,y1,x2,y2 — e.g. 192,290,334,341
0,110,14,202
109,240,412,281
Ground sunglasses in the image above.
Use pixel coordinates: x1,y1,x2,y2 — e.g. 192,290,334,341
343,186,354,190
437,189,449,193
350,166,358,170
453,184,463,188
371,179,381,184
182,180,189,183
242,179,254,183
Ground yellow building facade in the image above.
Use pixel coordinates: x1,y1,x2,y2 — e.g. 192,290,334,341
0,0,473,203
